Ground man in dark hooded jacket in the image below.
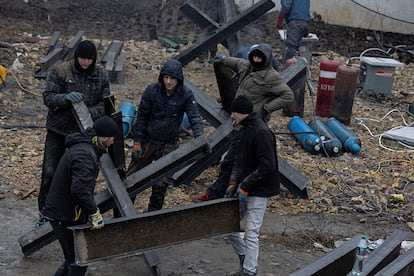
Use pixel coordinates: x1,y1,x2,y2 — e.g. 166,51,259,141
195,43,292,202
41,115,118,276
127,59,204,212
38,40,110,224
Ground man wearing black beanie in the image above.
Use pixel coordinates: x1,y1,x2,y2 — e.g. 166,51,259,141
225,96,279,276
41,116,118,276
38,40,110,226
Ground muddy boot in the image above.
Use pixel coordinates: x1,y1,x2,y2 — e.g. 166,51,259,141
68,264,87,276
226,255,245,276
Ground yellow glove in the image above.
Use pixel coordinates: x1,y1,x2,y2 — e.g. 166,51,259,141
90,209,104,230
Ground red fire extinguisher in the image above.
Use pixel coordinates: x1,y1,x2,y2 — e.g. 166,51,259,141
315,58,341,117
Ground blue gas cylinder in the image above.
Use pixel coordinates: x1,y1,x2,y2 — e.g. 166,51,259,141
288,116,321,154
119,102,137,139
325,117,361,154
309,118,342,156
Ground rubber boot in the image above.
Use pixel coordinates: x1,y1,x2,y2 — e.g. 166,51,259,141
241,269,256,276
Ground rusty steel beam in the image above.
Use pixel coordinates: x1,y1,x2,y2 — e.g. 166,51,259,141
34,47,64,79
174,0,275,66
179,2,220,31
185,79,229,128
19,133,209,256
291,235,361,276
63,30,84,61
362,229,408,275
374,246,414,276
172,118,234,186
71,198,240,265
100,154,135,217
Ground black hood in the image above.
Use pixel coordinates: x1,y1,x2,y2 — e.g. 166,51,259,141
158,59,184,86
248,43,272,69
65,128,106,156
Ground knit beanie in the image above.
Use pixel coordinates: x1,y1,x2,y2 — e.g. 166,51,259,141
74,40,97,74
93,116,118,137
231,96,253,114
75,40,97,60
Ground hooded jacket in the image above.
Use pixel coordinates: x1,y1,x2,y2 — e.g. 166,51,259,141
43,59,110,136
223,43,293,118
133,59,203,143
229,113,280,197
280,0,310,23
41,129,106,223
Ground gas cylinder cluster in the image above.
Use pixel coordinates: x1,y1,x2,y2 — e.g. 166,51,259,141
288,116,361,156
287,56,361,156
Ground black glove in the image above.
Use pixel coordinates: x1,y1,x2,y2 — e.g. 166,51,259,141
262,106,271,123
224,183,237,198
212,54,226,64
64,91,83,103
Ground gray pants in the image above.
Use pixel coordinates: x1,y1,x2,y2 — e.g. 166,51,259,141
228,196,269,274
285,19,309,61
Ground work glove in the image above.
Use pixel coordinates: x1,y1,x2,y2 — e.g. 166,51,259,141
262,105,271,123
131,141,143,162
212,54,226,64
89,209,104,230
64,91,83,103
276,14,285,29
237,186,248,219
238,187,248,202
225,183,238,198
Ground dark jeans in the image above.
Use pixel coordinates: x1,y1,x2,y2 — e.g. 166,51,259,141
126,140,179,211
285,19,309,61
38,130,66,211
206,130,239,198
50,221,88,276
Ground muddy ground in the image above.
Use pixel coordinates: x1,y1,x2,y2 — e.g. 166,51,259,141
1,0,414,275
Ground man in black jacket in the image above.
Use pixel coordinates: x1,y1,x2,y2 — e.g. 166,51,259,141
127,59,204,212
38,40,110,224
225,96,280,276
41,116,118,276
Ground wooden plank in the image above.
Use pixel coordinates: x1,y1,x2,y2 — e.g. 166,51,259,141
174,0,275,66
290,235,361,276
72,198,240,265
